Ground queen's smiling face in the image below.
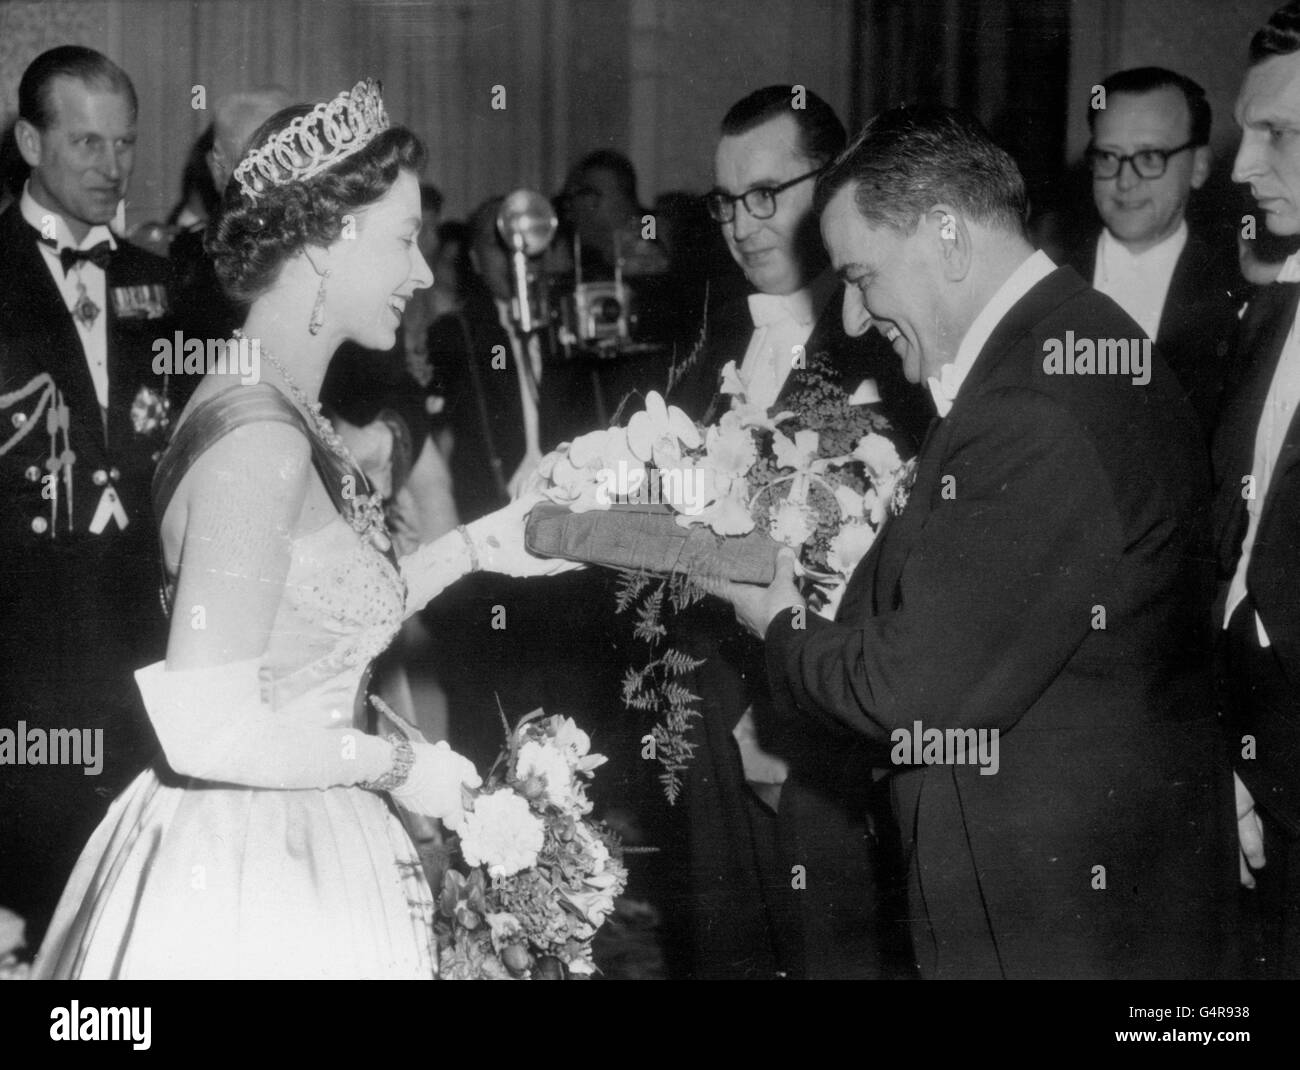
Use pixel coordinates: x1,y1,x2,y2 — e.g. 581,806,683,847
329,168,433,350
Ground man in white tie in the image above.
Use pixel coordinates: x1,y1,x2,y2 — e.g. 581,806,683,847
1068,66,1239,433
0,46,174,949
668,85,928,980
1217,0,1300,979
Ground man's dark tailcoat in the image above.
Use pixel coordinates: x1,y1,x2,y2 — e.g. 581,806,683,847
666,286,929,979
1214,278,1300,976
0,204,172,943
766,266,1236,979
1068,225,1240,433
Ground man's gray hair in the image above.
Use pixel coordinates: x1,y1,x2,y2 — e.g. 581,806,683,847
815,104,1028,237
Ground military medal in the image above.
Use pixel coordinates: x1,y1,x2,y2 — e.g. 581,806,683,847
71,279,100,329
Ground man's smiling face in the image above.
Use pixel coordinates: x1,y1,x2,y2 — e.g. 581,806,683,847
821,183,950,385
1090,86,1207,253
713,112,822,295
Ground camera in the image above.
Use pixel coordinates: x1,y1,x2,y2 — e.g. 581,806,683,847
563,280,631,347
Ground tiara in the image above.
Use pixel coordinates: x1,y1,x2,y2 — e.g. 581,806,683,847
233,79,389,200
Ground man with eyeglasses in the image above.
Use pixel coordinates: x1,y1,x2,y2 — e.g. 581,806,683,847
668,85,926,981
1069,66,1240,432
673,86,927,438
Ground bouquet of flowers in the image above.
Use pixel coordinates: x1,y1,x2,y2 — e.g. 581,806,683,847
524,354,916,801
434,710,628,979
530,357,914,600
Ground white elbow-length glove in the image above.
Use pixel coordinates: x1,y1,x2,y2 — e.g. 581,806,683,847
136,659,481,826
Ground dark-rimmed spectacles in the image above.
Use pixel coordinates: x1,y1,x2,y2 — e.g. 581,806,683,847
1085,141,1198,180
704,167,823,223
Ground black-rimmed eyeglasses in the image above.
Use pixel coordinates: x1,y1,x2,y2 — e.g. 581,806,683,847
704,167,824,223
1085,141,1198,180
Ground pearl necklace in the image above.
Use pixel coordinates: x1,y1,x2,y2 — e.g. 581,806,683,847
233,329,392,554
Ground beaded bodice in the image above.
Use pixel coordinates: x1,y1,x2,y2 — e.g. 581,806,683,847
260,512,405,718
152,382,407,722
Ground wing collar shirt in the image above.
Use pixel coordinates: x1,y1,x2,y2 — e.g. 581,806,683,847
20,182,116,410
1223,250,1300,647
927,248,1056,418
738,268,838,412
1093,220,1187,342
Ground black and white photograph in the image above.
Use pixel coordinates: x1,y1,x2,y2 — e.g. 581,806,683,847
0,0,1291,1042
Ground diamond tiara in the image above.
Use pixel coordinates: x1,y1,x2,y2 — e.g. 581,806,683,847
233,79,390,200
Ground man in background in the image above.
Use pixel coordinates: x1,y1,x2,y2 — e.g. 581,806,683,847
0,45,175,947
667,84,928,980
169,85,291,368
1069,67,1239,432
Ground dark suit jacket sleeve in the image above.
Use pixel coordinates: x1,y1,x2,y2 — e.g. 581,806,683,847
764,388,1125,744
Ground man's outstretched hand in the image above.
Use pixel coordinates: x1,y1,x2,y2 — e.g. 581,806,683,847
722,549,806,639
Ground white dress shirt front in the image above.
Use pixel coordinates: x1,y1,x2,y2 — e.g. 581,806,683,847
737,269,838,411
1223,251,1300,647
20,182,116,411
1092,221,1187,342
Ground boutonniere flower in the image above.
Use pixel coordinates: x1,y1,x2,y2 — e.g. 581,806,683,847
130,385,171,436
888,457,919,517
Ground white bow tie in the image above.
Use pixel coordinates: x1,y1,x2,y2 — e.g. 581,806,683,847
748,290,815,328
926,362,962,418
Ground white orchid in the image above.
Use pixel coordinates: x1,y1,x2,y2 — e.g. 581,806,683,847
544,426,643,513
773,428,820,473
705,410,759,478
769,499,817,549
677,480,755,535
827,520,880,575
834,484,866,522
627,391,701,468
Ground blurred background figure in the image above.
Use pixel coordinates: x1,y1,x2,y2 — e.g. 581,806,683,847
428,194,546,522
398,182,446,388
168,86,292,407
557,149,668,279
167,123,219,230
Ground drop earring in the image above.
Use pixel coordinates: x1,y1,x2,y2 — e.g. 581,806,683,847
309,268,331,335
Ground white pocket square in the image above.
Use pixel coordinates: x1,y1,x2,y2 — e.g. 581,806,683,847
848,378,881,405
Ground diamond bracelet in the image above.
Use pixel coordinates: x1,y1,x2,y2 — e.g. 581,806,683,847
360,734,415,793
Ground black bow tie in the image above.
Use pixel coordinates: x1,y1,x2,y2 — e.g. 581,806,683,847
38,234,114,275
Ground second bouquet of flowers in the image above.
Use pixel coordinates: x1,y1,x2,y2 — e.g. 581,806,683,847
433,710,628,979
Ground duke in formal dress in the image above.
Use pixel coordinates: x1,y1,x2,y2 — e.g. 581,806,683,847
666,85,928,979
728,105,1237,979
1067,66,1240,433
0,46,174,945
